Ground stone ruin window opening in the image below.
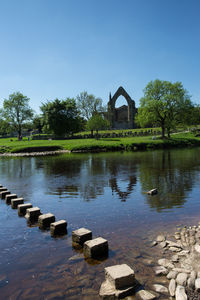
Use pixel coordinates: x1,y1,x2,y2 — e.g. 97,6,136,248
114,95,130,124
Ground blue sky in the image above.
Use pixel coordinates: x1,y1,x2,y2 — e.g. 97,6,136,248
0,0,200,113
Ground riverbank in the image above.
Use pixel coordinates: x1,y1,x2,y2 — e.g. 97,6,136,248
0,132,200,155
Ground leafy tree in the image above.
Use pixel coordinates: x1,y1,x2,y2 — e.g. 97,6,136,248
32,115,43,133
136,80,193,138
3,92,34,139
40,98,82,136
86,114,110,136
76,91,105,120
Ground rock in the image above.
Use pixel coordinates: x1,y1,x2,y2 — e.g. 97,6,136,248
167,271,178,279
38,213,55,229
158,258,174,269
68,254,83,262
169,247,181,252
135,289,156,300
0,190,10,199
178,250,190,256
147,188,158,195
156,235,165,242
105,264,135,289
166,240,182,248
153,284,168,293
99,280,115,299
171,255,179,262
11,197,24,209
50,220,67,236
159,241,167,248
191,271,197,280
169,279,176,297
174,232,181,240
83,237,108,258
5,193,17,205
72,228,92,245
99,279,136,299
187,277,195,289
175,285,187,300
25,207,41,221
18,203,32,216
176,273,188,286
194,244,200,253
173,268,191,274
154,266,168,276
195,278,200,291
151,241,157,247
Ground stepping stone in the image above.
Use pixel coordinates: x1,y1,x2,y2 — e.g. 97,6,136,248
50,220,67,236
0,190,10,199
38,213,55,229
0,187,8,192
105,264,135,289
18,203,32,216
25,207,41,221
72,227,92,245
147,188,158,195
11,198,24,209
83,237,108,258
5,194,17,205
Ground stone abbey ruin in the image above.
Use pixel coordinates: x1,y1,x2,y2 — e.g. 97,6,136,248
107,86,137,129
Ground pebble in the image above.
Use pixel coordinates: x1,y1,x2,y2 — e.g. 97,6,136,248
169,279,176,297
175,285,187,300
153,284,168,293
154,266,168,276
167,271,178,280
156,235,165,242
176,273,188,286
195,278,200,291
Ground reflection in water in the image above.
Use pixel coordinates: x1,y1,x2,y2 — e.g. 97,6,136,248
0,149,200,299
110,176,137,202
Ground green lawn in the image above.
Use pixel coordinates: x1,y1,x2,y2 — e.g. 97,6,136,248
0,132,200,153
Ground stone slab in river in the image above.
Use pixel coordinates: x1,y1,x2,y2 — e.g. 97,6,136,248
5,194,17,205
0,187,8,192
0,190,10,199
18,203,32,216
83,237,108,258
25,207,41,220
38,213,55,229
11,198,24,209
105,264,135,289
72,227,92,245
99,279,136,299
50,220,67,236
147,188,158,195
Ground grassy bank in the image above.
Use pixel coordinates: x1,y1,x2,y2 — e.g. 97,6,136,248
0,133,200,154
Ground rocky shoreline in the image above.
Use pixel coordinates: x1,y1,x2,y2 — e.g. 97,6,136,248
151,225,200,300
0,150,70,157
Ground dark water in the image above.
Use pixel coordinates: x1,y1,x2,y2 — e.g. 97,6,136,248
0,148,200,299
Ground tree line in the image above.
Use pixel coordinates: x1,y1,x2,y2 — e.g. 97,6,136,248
0,79,200,139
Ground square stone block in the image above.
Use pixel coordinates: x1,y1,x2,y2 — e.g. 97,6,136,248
0,190,10,199
105,264,135,289
72,228,92,245
18,203,32,216
38,213,55,229
11,198,24,209
50,220,67,236
25,207,41,221
0,187,7,192
5,194,17,204
83,237,108,258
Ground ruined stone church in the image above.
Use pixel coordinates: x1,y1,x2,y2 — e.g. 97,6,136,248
107,87,137,129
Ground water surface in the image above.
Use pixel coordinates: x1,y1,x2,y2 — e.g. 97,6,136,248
0,148,200,299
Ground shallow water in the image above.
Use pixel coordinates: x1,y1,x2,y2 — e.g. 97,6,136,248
0,148,200,299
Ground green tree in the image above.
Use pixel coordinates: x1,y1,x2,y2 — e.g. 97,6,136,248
32,114,43,133
76,91,105,120
3,92,34,139
40,98,82,136
86,114,110,136
136,80,193,138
